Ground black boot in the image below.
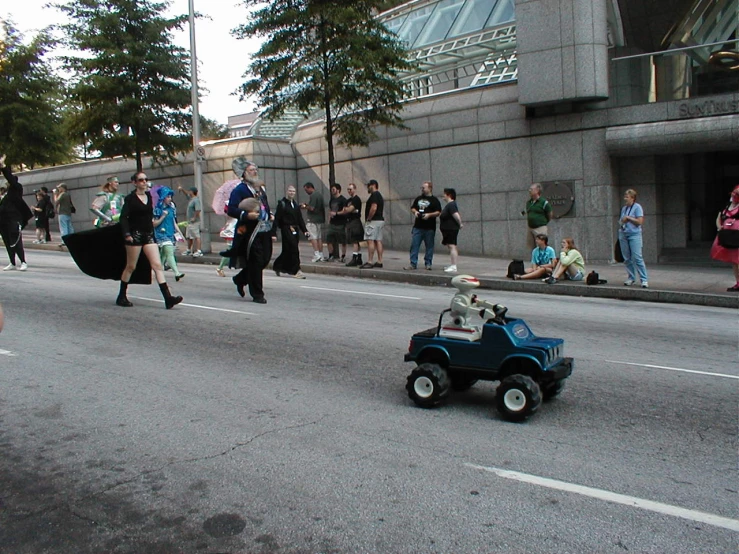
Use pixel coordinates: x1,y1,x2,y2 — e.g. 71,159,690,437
116,281,133,307
159,282,183,309
345,254,360,267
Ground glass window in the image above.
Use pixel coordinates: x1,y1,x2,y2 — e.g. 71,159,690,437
384,14,408,37
487,0,515,26
448,0,496,36
413,0,466,47
396,4,436,47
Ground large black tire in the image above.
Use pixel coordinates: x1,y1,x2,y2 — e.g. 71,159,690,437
495,374,542,422
406,363,450,408
542,379,566,401
450,377,478,391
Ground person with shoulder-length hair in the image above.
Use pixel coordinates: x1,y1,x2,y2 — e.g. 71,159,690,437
0,154,32,271
116,171,183,309
710,185,739,291
545,237,585,284
618,188,649,288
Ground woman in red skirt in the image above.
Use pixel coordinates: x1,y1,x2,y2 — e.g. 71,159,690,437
710,185,739,291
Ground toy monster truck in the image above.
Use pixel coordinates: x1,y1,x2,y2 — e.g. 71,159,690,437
404,307,573,422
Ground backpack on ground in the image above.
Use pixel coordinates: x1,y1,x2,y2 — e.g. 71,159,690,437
507,260,525,278
586,271,607,285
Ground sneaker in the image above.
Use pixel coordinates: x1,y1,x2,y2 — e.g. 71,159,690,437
216,268,225,277
312,253,323,263
425,265,432,271
623,279,635,286
32,240,40,244
513,274,521,280
403,265,417,270
360,262,374,269
641,282,648,289
545,276,558,284
3,264,15,271
727,284,739,292
444,265,457,273
175,273,185,282
182,250,192,256
38,240,46,244
339,256,346,263
373,262,383,268
192,250,203,257
294,271,306,279
18,262,27,271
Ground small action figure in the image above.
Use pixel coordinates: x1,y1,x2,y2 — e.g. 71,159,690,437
440,275,507,340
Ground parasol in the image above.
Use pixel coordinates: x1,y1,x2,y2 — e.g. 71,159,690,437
212,179,241,215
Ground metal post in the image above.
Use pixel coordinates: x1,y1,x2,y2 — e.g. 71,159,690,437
188,0,210,253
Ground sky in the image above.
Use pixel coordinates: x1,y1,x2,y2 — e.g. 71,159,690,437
6,0,263,124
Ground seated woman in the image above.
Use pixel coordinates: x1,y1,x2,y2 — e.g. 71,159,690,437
514,233,556,280
545,237,585,284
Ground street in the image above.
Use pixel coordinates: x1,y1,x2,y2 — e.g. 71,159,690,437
0,250,737,553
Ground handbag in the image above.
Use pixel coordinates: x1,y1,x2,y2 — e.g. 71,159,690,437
614,239,624,263
717,218,739,248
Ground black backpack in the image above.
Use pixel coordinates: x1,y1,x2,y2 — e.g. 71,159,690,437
46,200,56,219
586,271,607,285
507,260,525,278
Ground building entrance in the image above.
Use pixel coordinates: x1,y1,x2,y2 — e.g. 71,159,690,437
688,150,739,244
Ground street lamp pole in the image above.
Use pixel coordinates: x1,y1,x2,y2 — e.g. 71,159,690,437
188,0,210,253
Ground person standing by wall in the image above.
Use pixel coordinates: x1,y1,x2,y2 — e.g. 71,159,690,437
524,183,552,253
361,179,385,269
179,187,202,257
40,187,53,242
54,184,75,237
0,154,32,271
405,181,441,270
117,172,183,309
273,185,309,278
710,185,739,291
31,190,51,243
440,187,463,273
326,183,347,263
300,182,326,262
343,183,364,267
618,188,648,288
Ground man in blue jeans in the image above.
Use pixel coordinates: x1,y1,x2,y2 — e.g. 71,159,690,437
54,184,75,237
405,181,442,270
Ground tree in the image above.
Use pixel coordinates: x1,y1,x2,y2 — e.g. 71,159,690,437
56,0,193,171
0,20,73,168
200,116,229,141
233,0,414,186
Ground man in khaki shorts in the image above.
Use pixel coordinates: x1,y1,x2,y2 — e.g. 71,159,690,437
361,179,385,269
300,182,325,262
181,186,202,256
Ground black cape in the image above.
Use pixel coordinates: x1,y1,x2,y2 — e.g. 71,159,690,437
63,224,152,284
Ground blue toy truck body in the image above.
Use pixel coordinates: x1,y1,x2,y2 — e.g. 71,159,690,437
404,310,574,421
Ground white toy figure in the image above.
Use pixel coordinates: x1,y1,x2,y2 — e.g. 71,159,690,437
440,275,507,340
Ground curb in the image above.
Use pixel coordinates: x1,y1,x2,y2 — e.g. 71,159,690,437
24,243,738,310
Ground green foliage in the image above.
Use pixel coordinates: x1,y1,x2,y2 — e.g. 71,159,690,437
0,20,73,168
233,0,414,185
55,0,193,171
200,116,229,140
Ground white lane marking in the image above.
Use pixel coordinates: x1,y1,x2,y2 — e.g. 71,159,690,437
128,296,255,315
465,463,739,532
300,286,421,300
607,360,739,380
0,349,17,356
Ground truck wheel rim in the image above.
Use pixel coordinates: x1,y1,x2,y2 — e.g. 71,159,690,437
503,389,526,411
414,376,434,399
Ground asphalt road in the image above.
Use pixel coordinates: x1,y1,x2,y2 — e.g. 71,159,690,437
0,251,736,553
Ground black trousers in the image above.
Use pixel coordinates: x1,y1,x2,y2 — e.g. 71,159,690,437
0,221,26,265
233,232,272,300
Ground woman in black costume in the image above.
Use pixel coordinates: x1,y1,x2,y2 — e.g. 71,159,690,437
116,171,183,309
0,154,32,271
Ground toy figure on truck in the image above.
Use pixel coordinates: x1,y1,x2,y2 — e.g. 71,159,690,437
404,275,573,422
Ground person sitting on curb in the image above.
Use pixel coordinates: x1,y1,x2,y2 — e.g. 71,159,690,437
514,233,556,280
545,237,585,284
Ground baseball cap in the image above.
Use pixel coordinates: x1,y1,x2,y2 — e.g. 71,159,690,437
189,187,198,193
367,179,378,187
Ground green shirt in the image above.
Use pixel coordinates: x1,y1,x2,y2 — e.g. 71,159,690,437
525,197,551,228
306,191,325,224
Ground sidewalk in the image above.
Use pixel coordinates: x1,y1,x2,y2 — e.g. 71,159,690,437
22,231,738,309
